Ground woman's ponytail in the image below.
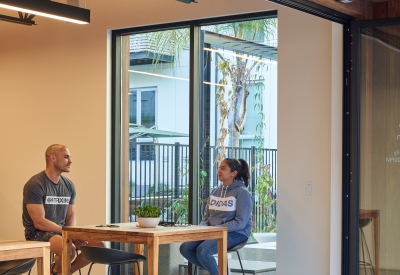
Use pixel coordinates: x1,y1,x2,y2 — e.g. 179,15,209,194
237,159,250,187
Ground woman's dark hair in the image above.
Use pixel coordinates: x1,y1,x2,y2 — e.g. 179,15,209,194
223,158,250,187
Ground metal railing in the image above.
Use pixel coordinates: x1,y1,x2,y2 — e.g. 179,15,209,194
128,142,277,232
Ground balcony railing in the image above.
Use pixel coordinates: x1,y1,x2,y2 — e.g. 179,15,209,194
129,142,277,232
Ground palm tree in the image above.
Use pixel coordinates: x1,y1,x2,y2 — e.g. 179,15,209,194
206,20,277,160
143,18,277,161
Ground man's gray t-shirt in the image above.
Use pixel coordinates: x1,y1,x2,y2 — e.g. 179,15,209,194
22,171,76,231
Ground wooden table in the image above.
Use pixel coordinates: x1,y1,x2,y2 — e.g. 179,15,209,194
0,239,50,275
62,223,227,275
360,209,380,275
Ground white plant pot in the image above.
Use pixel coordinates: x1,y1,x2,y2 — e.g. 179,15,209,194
137,217,160,228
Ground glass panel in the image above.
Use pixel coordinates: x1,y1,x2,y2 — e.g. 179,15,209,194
122,28,190,225
359,25,400,275
140,90,155,128
200,18,278,240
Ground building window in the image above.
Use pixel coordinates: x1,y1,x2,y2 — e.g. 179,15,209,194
129,88,156,128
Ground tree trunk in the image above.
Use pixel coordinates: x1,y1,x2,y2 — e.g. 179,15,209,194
227,84,248,155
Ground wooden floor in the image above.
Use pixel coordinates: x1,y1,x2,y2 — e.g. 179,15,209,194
181,260,276,275
360,268,400,275
379,270,400,275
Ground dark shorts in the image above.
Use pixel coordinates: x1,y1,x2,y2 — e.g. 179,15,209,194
25,228,60,242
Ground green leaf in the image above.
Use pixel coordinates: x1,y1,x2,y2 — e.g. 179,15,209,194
132,205,161,218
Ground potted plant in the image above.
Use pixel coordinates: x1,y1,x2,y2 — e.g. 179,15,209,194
132,204,162,228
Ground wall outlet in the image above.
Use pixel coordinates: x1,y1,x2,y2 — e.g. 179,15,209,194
306,181,314,196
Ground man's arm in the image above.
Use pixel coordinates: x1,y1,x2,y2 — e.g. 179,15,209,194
65,204,88,248
65,204,77,226
26,204,63,234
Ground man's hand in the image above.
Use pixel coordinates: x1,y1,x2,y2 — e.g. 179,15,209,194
72,239,88,250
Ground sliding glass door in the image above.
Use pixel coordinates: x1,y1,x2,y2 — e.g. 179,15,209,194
350,18,400,275
199,19,278,235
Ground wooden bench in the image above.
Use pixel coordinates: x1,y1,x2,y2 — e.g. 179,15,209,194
0,239,50,275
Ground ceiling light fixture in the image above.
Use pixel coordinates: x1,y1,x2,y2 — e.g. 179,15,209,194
337,0,352,3
0,12,35,25
0,0,90,24
176,0,198,4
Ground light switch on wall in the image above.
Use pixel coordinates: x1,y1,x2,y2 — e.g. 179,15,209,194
306,181,314,196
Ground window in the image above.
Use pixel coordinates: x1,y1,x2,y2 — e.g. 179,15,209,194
200,19,278,233
112,12,278,274
129,88,157,161
129,88,156,128
124,27,190,224
350,19,400,275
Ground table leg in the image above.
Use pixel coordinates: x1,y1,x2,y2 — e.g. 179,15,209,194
147,236,160,275
373,214,380,275
62,232,73,275
37,246,50,275
134,243,145,275
217,231,227,275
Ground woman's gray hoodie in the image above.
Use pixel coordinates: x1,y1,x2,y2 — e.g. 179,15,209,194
200,180,253,237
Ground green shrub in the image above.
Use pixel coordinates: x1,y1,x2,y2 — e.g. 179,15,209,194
132,205,161,218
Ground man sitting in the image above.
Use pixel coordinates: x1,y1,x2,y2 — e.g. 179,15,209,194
22,144,104,275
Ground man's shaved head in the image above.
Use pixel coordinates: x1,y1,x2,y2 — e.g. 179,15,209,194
45,144,66,160
45,144,71,173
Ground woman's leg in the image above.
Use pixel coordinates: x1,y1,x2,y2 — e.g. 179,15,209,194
180,241,205,268
195,239,219,275
181,232,249,275
196,232,249,275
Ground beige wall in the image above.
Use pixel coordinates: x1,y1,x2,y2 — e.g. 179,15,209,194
277,7,342,275
0,0,342,274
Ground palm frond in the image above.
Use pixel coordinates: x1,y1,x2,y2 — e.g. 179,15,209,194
146,28,190,70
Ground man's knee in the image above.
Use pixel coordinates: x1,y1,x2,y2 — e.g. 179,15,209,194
49,235,77,259
49,235,63,255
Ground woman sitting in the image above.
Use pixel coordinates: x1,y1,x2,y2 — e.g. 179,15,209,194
180,158,253,275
